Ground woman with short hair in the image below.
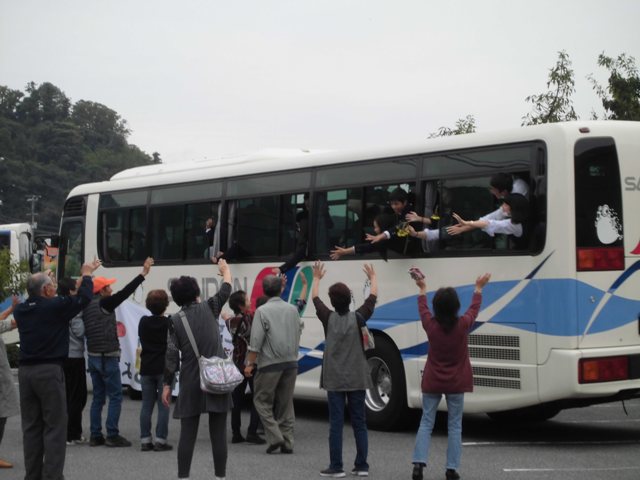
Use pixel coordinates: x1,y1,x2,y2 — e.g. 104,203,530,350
162,259,232,480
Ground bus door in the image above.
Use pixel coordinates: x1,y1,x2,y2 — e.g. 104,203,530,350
574,137,631,349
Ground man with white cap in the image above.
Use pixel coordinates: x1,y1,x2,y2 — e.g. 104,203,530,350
83,257,154,448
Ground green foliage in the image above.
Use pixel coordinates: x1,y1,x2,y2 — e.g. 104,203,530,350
0,248,29,301
588,53,640,121
0,82,158,233
428,115,476,138
522,50,577,126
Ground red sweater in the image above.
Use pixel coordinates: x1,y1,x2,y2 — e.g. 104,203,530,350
418,292,482,394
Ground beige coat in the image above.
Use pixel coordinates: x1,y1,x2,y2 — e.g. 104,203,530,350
0,319,19,418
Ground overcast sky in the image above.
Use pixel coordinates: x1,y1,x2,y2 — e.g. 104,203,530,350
1,0,639,164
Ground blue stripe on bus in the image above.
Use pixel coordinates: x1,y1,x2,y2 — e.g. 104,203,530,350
608,260,640,293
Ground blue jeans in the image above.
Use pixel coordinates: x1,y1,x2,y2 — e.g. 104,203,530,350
88,355,123,438
327,390,368,472
412,393,464,470
140,374,170,443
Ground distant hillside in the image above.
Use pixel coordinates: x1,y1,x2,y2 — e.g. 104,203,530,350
0,82,159,234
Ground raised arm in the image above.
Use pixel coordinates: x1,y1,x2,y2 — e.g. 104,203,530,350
363,263,377,297
414,276,432,332
460,273,491,329
298,271,308,303
311,260,325,300
0,295,19,321
217,258,232,285
207,258,232,315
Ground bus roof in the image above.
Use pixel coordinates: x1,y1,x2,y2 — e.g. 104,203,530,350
66,121,639,199
0,223,33,234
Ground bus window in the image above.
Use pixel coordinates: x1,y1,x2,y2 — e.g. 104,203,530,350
314,188,361,254
101,207,147,262
151,205,184,261
235,196,280,258
574,137,624,271
313,183,416,258
184,202,220,260
59,221,83,278
280,193,304,257
438,176,495,251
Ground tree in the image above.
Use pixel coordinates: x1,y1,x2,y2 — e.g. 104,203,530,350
428,115,476,138
15,82,71,125
0,86,24,120
522,50,577,126
588,52,640,121
72,100,130,150
0,248,29,301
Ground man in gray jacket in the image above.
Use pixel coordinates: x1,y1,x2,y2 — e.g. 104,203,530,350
244,275,303,454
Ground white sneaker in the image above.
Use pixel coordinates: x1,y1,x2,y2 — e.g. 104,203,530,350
66,436,87,446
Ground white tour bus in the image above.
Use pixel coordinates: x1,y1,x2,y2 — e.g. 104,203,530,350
57,121,640,429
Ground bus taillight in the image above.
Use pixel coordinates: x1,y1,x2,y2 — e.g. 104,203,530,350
579,356,629,383
576,247,625,271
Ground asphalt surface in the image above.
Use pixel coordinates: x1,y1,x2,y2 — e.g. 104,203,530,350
3,392,640,479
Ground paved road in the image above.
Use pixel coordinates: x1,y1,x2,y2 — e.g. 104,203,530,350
3,395,640,479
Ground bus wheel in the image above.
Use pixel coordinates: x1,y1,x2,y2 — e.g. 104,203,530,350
487,404,561,423
365,336,408,430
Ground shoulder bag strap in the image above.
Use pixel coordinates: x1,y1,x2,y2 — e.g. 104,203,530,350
355,311,366,328
179,310,200,358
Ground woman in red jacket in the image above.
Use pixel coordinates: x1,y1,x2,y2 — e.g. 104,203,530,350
411,272,491,480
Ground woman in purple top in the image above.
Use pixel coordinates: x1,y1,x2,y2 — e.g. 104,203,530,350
411,272,491,480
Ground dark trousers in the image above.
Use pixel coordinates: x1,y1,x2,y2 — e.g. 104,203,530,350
63,357,87,441
0,416,6,446
19,363,67,480
231,376,260,436
178,412,227,479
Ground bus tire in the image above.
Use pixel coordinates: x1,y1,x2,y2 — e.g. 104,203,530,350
487,404,561,423
365,336,408,431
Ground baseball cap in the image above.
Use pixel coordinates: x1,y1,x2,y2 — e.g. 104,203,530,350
93,277,116,294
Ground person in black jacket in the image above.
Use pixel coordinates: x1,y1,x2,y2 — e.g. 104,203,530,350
14,259,100,480
138,289,172,452
83,256,154,448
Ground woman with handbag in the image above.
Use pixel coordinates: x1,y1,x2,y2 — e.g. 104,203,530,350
162,259,233,480
311,261,377,478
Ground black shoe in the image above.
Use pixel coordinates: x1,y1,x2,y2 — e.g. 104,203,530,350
280,446,293,454
266,442,284,454
105,435,132,447
140,442,153,452
445,469,460,480
89,436,105,447
412,463,424,480
245,433,266,445
319,468,346,478
231,433,245,444
153,442,173,452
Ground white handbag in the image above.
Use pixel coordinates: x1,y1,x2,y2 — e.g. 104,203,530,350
179,311,243,394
